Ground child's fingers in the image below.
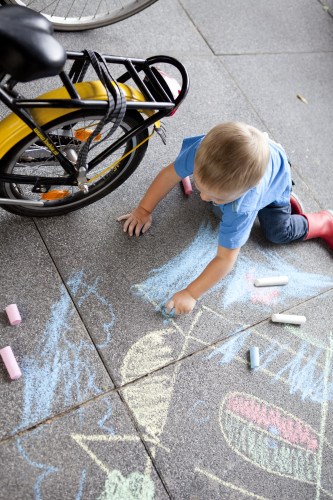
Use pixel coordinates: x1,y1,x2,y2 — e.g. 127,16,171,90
135,223,144,237
117,213,131,221
127,219,139,236
141,220,152,234
165,299,175,314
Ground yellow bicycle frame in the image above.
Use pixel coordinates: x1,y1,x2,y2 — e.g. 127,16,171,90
0,80,159,159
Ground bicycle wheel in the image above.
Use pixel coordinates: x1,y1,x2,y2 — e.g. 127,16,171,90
0,0,158,31
0,110,149,217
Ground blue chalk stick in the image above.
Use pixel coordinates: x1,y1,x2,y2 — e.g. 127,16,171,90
249,346,260,370
161,306,175,318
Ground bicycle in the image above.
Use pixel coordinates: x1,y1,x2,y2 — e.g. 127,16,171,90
0,0,158,31
0,6,189,217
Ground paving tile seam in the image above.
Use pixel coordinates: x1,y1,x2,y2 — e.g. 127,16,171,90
215,56,273,136
177,0,216,56
0,383,173,499
116,390,173,499
32,219,118,384
115,286,333,388
318,0,333,19
215,50,333,56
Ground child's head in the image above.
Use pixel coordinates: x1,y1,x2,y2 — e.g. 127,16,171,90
194,122,270,204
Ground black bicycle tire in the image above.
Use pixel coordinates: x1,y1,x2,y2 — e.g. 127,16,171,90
0,110,149,217
0,0,158,31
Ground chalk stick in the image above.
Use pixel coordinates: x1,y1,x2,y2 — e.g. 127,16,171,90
181,176,193,195
161,306,175,318
254,276,288,287
249,346,260,370
0,346,22,380
5,303,22,326
271,313,306,325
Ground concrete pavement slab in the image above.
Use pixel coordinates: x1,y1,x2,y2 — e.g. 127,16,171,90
0,391,169,499
180,0,333,55
0,211,113,440
121,289,333,499
220,52,333,209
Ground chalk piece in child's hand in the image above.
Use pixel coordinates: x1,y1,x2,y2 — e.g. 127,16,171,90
181,176,193,195
161,306,175,318
5,303,22,326
0,346,22,380
249,346,260,370
271,313,306,325
254,276,288,287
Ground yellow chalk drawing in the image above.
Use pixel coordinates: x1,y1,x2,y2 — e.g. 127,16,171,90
120,327,177,383
71,434,155,499
195,467,269,500
98,470,154,500
121,308,207,443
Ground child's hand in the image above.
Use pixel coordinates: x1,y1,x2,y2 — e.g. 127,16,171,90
117,206,152,237
165,289,197,315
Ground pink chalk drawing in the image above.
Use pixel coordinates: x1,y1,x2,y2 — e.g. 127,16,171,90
245,268,281,305
225,392,318,451
219,392,322,484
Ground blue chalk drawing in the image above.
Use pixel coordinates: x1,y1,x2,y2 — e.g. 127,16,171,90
206,331,251,365
206,332,333,403
188,400,211,424
260,342,287,370
75,469,87,500
134,222,333,310
14,275,114,434
98,400,116,435
134,222,216,306
16,433,58,500
267,426,280,449
67,271,116,349
273,342,333,403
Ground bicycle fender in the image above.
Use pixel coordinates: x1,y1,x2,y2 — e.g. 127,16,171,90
0,80,158,159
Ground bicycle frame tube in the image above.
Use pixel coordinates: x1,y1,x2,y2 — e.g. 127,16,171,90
0,85,76,175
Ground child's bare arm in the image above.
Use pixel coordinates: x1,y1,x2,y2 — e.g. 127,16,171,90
117,163,181,236
166,246,240,314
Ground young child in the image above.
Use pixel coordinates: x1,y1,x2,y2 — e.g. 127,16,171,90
118,122,333,315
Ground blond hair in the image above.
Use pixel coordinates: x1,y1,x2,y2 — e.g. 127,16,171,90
194,122,270,193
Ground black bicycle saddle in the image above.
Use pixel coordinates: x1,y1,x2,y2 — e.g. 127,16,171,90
0,6,66,82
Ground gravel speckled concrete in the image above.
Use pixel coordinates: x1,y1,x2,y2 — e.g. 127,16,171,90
1,0,333,498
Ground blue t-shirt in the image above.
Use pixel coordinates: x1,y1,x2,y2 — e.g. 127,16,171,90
174,135,292,249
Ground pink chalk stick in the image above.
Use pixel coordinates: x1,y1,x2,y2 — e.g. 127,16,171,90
181,176,193,195
0,346,22,380
5,303,21,326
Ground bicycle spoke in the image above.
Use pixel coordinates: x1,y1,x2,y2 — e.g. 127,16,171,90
3,0,158,29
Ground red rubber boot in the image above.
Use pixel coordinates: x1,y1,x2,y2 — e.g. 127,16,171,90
290,192,304,215
303,210,333,249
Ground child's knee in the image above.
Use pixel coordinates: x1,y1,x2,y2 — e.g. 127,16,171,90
261,222,292,244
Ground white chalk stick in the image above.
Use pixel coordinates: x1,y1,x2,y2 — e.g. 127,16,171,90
271,313,306,325
254,276,288,287
249,346,260,370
